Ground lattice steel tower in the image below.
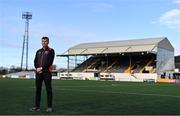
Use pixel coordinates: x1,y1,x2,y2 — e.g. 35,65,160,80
21,12,32,71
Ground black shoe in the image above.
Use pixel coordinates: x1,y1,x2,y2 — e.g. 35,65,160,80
29,107,40,112
46,108,53,113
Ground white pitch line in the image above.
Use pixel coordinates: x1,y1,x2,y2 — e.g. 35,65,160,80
57,88,180,98
54,85,111,88
54,84,134,88
31,85,117,89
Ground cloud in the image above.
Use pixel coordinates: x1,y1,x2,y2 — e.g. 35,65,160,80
157,9,180,29
101,3,113,8
173,0,180,4
89,3,113,12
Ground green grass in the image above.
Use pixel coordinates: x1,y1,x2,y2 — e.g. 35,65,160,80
1,78,180,115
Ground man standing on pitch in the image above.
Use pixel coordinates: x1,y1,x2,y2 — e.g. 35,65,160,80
30,36,55,112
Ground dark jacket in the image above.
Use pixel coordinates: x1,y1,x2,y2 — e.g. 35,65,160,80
34,47,55,73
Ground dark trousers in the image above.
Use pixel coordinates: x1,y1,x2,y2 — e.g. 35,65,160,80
35,72,52,108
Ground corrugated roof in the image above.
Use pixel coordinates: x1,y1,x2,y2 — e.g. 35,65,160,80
58,37,174,56
71,37,164,49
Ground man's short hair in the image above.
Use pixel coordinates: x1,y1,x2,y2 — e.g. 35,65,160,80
42,36,49,42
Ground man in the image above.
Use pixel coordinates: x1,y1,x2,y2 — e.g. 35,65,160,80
30,36,55,113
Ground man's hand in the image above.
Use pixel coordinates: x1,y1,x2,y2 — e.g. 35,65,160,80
36,67,43,73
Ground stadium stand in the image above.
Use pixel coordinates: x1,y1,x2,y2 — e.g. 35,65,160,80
57,37,175,82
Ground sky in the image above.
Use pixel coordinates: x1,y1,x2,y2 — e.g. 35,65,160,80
1,0,180,69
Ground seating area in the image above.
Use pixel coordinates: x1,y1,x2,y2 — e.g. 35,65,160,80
72,54,156,73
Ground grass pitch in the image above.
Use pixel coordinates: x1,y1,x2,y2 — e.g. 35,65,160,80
1,78,180,115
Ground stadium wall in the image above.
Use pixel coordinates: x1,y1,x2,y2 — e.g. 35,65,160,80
157,47,174,73
60,72,157,82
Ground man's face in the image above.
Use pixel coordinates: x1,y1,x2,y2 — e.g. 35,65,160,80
42,39,49,48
